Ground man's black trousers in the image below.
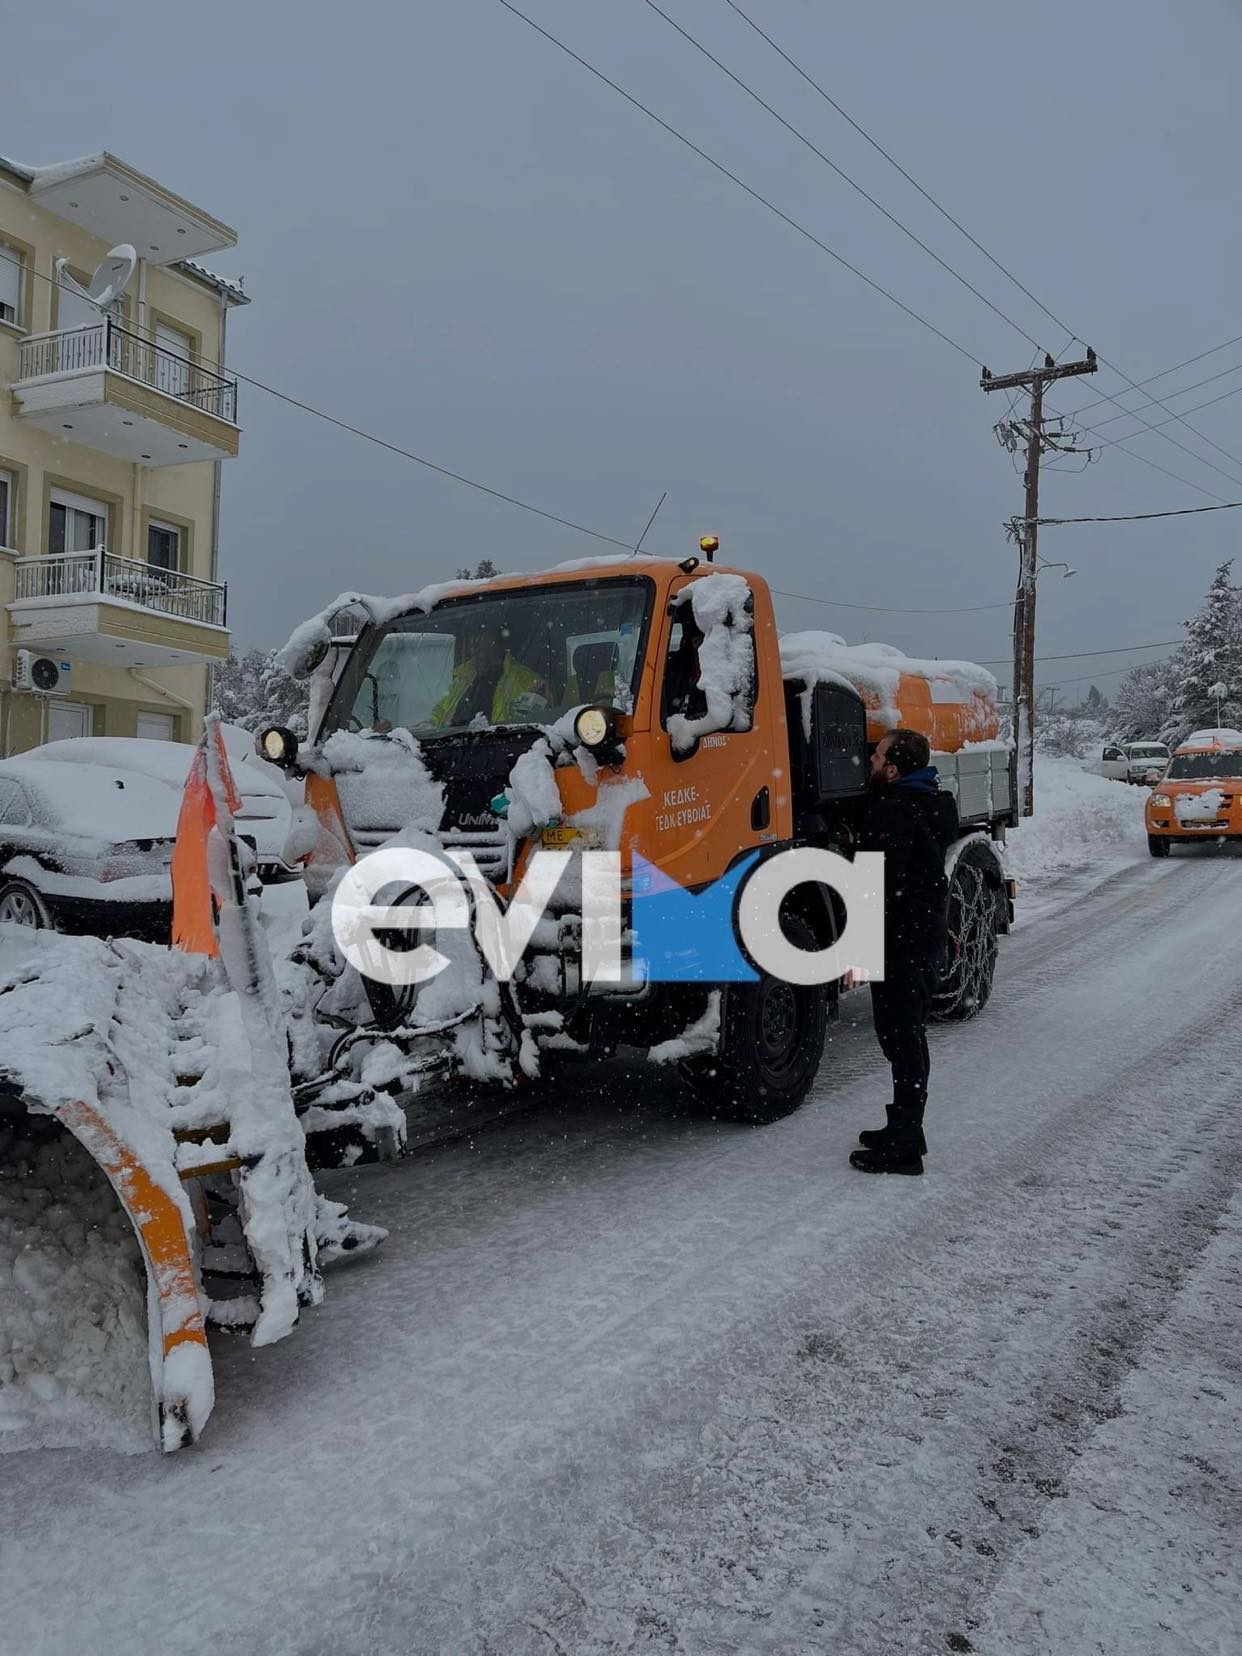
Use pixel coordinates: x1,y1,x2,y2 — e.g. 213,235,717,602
869,952,942,1115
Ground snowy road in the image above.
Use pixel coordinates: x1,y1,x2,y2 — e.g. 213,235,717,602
5,846,1242,1655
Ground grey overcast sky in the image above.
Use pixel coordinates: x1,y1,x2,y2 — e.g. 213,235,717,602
7,0,1242,693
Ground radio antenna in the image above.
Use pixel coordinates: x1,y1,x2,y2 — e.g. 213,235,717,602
632,491,667,555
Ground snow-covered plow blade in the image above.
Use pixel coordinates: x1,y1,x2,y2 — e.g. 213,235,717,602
1,722,389,1456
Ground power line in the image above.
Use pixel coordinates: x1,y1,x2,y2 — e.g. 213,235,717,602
0,250,1019,620
493,0,980,364
718,0,1242,494
1078,380,1242,460
639,0,1049,354
770,586,1011,615
979,638,1183,666
504,4,1242,509
1040,661,1164,691
0,249,641,552
1078,356,1242,433
719,0,1079,343
1033,500,1242,527
1072,332,1242,417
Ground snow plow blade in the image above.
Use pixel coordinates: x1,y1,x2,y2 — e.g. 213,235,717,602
51,1098,213,1452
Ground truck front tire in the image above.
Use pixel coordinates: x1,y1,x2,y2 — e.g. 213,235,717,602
1148,834,1171,858
683,917,828,1124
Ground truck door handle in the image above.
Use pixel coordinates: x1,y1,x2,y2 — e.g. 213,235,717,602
750,786,771,830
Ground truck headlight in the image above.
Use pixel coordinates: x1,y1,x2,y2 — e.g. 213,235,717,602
1149,793,1172,809
574,706,614,749
258,725,300,769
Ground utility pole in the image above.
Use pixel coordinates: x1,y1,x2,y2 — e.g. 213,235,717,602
981,349,1097,815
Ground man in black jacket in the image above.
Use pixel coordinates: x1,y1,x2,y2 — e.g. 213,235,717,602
847,728,958,1176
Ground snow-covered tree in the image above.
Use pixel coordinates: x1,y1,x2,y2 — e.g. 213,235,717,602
1034,712,1091,759
1082,684,1109,719
213,647,310,736
1163,560,1242,743
1174,560,1242,732
456,558,500,580
1111,657,1179,741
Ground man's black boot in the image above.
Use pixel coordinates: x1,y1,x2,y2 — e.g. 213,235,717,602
850,1096,925,1174
858,1102,927,1157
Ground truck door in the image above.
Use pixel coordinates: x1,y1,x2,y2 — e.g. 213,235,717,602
652,578,789,891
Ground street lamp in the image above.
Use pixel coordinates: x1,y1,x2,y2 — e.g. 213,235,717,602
1037,559,1076,579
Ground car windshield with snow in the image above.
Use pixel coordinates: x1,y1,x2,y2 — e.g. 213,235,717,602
323,577,654,741
1165,751,1242,780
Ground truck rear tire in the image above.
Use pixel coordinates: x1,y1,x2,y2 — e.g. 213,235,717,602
1148,834,1171,858
683,918,828,1124
932,849,1000,1022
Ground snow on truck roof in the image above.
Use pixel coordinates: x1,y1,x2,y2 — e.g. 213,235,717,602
1179,728,1242,749
278,566,996,695
778,632,998,707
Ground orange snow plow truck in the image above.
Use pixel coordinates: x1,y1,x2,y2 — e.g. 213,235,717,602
260,549,1017,1123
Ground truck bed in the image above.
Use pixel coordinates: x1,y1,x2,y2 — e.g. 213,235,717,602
932,744,1016,830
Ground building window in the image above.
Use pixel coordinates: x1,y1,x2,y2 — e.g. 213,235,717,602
136,711,178,742
0,241,25,327
147,519,181,572
0,469,13,549
49,487,108,555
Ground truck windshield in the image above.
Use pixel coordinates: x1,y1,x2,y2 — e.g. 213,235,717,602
1166,751,1242,780
323,577,653,740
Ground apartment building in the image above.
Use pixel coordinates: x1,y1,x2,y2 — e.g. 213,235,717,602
0,150,247,752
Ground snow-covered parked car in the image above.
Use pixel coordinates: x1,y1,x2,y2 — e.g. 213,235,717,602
1095,740,1170,784
0,759,178,940
23,730,297,882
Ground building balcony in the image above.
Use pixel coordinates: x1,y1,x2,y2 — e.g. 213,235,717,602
8,549,229,667
13,319,240,466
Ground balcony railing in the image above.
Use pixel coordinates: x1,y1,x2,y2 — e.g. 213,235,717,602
13,550,228,628
18,319,239,424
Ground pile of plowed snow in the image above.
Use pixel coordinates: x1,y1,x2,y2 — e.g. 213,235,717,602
0,1123,149,1454
1004,755,1148,888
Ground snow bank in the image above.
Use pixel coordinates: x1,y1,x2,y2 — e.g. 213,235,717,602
0,1124,149,1455
1003,756,1148,888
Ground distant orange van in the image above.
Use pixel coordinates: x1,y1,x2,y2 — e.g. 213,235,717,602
1145,729,1242,856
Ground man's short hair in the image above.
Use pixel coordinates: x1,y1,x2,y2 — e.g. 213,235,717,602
882,727,931,775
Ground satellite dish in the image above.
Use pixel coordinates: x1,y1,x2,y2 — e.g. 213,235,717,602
87,244,137,308
53,244,137,312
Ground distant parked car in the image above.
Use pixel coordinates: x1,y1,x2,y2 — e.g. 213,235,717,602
1095,740,1170,783
0,759,178,940
23,729,297,882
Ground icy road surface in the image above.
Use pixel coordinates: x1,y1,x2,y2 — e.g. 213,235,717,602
5,847,1242,1656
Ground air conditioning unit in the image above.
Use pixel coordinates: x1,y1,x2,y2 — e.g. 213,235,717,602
12,650,72,696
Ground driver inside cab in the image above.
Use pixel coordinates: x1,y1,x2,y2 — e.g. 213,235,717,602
430,622,549,727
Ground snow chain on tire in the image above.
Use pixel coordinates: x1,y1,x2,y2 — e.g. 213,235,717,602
932,853,1000,1022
